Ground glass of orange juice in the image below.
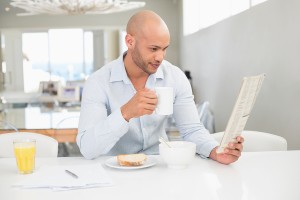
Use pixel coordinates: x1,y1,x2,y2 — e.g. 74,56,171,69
13,139,36,174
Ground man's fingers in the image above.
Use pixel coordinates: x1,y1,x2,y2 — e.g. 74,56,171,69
137,90,158,106
141,90,157,99
224,148,241,157
122,88,158,120
228,142,243,151
236,136,244,143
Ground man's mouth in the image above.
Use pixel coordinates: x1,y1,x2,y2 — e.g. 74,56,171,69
150,63,161,69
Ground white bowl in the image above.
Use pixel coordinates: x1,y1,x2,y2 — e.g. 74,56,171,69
159,141,196,169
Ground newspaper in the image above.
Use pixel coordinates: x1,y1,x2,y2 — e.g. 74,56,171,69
216,74,266,153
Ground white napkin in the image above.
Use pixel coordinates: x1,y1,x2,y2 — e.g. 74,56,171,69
13,163,114,191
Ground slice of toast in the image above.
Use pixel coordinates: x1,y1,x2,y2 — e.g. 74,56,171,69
117,153,147,166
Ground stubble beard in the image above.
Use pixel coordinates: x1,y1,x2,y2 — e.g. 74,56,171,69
131,45,153,75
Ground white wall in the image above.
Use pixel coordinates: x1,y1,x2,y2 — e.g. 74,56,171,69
181,0,300,150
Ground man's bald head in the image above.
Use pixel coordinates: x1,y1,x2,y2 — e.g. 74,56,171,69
124,10,170,76
126,10,169,38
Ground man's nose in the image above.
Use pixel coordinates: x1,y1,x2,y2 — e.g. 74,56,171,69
154,51,165,62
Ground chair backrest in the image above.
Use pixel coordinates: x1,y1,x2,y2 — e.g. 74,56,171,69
212,130,287,152
55,116,80,157
0,120,19,133
197,101,215,133
0,132,58,157
55,116,79,130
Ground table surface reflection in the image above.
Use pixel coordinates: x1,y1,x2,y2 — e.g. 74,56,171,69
0,106,80,129
0,151,299,200
0,106,80,142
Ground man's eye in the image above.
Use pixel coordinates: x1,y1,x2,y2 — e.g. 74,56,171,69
151,48,157,51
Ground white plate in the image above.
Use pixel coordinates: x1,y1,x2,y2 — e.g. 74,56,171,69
104,156,156,170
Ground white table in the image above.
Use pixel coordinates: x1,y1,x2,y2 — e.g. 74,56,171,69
1,151,300,200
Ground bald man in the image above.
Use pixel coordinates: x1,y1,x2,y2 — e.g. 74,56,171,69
77,10,243,164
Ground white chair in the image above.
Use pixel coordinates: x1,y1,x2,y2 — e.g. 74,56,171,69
0,120,19,133
55,116,80,157
0,132,58,157
212,130,287,152
197,101,215,133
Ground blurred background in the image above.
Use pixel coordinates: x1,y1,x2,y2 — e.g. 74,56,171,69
0,0,299,155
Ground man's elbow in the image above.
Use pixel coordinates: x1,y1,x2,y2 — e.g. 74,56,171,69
78,141,111,159
80,149,98,160
76,131,113,159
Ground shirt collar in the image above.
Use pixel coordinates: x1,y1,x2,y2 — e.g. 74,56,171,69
110,53,131,84
155,65,164,79
110,52,165,84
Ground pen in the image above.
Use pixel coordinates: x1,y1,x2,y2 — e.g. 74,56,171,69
65,169,78,179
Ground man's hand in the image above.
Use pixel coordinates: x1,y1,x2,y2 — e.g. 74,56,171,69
209,136,244,165
121,88,157,121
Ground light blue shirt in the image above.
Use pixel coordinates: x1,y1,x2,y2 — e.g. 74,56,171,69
77,53,219,159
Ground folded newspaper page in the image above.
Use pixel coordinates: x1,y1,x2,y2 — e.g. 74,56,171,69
217,74,266,153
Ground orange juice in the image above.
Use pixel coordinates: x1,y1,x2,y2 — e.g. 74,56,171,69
13,139,36,174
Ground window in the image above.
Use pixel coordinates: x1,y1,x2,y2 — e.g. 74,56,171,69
22,29,93,93
183,0,268,36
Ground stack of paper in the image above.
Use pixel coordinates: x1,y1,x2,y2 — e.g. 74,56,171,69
13,163,114,191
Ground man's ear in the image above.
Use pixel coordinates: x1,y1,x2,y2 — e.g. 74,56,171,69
125,34,134,48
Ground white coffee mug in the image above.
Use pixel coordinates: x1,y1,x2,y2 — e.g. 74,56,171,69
154,87,173,115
